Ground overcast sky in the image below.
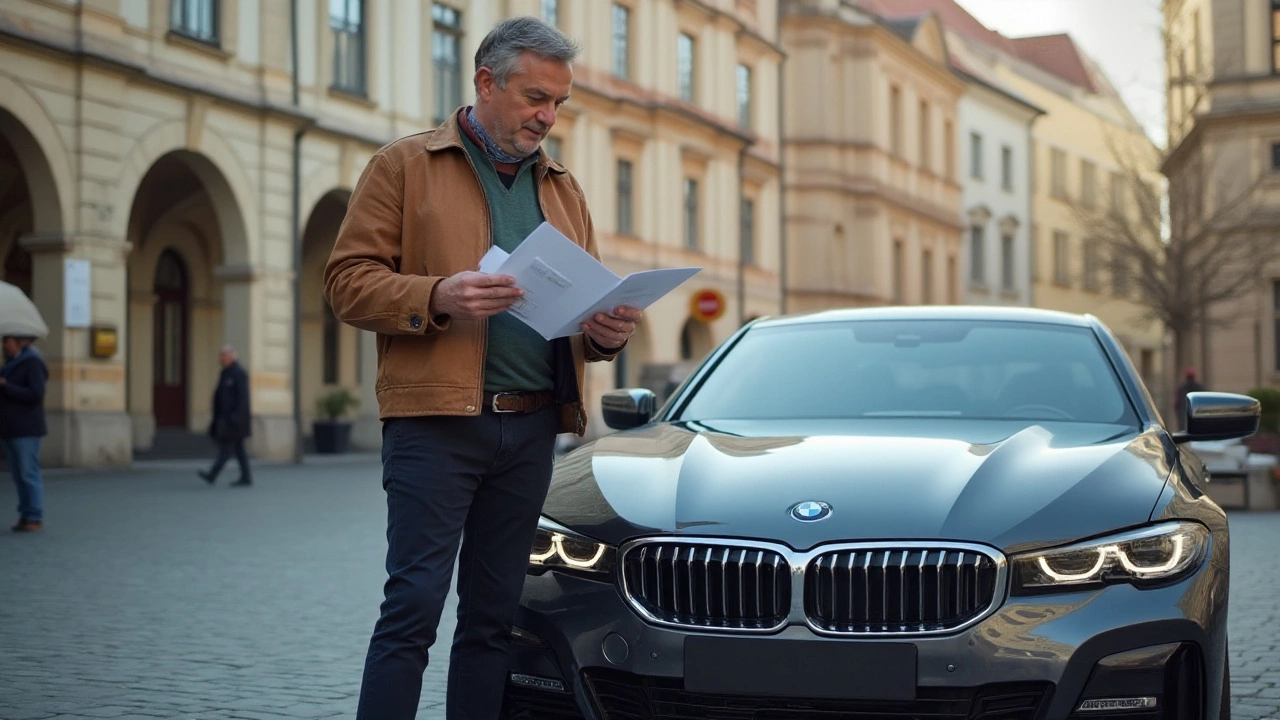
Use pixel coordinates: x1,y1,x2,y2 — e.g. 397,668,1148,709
954,0,1167,147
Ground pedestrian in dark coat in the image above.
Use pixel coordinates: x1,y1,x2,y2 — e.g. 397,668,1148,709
199,345,252,487
0,335,48,532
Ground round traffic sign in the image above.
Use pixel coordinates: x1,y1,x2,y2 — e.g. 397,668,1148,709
690,289,726,322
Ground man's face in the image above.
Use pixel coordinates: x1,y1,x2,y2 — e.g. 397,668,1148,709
475,51,573,157
1,338,16,360
220,350,234,368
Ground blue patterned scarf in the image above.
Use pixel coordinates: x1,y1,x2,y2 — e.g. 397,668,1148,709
465,107,533,165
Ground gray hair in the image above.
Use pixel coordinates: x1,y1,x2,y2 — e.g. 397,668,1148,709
474,16,582,91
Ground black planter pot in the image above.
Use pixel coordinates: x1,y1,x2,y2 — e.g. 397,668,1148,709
313,420,352,454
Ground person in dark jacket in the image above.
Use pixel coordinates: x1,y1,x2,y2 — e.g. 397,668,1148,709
199,345,252,487
1,335,48,532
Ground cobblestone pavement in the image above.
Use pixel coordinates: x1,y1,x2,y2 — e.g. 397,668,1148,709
0,459,1276,720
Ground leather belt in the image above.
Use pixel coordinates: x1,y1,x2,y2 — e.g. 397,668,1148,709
483,390,556,414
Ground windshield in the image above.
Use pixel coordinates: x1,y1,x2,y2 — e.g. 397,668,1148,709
675,319,1138,425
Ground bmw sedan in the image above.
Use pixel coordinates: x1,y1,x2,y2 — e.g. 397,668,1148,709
501,307,1258,720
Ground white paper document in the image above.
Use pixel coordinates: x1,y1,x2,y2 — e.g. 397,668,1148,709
479,222,702,340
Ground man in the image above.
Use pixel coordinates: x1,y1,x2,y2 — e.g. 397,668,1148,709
1175,367,1205,428
199,345,252,487
0,335,48,532
323,17,639,720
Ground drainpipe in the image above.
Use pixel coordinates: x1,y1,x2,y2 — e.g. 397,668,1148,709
738,144,747,326
290,0,306,463
776,3,788,315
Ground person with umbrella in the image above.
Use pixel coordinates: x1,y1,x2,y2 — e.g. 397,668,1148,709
0,280,50,533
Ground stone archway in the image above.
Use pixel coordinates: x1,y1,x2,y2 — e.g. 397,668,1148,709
125,151,241,453
299,189,357,436
0,107,63,298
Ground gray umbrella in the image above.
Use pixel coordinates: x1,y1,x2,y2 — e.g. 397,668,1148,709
0,280,49,339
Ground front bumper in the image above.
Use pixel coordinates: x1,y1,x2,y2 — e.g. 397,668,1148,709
503,564,1227,720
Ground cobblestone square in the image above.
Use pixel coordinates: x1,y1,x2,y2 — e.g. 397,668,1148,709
0,459,1276,719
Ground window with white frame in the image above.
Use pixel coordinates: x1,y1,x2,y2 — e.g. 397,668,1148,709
1001,146,1013,191
617,160,634,236
1053,230,1070,285
741,197,755,266
612,4,631,79
684,178,699,251
1001,234,1015,290
172,0,218,44
736,64,752,128
433,4,463,123
678,33,695,102
970,225,985,284
970,133,983,179
331,0,365,95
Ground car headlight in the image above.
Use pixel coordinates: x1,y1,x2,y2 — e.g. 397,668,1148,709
1011,521,1210,594
528,516,617,580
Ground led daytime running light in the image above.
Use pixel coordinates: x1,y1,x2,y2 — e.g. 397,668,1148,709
1035,535,1186,582
531,532,607,568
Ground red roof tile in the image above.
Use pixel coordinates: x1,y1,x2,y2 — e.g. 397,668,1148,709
1009,34,1096,92
856,0,1016,54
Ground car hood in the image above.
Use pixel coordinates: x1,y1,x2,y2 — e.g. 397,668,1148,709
543,419,1174,553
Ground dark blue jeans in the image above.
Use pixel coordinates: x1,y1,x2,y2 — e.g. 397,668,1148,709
356,407,558,720
3,437,44,523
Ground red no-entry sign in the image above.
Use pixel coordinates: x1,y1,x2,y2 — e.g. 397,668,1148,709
690,289,726,322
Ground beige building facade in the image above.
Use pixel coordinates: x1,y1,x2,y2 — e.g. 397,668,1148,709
1164,0,1280,395
0,0,783,467
970,32,1168,398
781,1,966,311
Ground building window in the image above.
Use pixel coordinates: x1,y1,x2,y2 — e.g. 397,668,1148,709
684,178,699,251
331,0,365,95
890,85,902,155
323,302,340,385
947,255,958,304
1084,239,1101,290
543,136,563,161
944,120,955,180
893,240,905,303
433,4,463,123
1081,160,1097,208
541,0,558,26
969,225,985,284
1001,146,1013,191
919,100,930,171
1001,234,1015,290
617,160,634,235
677,33,695,102
612,4,631,79
1110,171,1125,217
741,197,755,266
1272,1,1280,73
1053,231,1070,285
970,133,983,179
1112,251,1131,296
171,0,218,44
1273,280,1280,370
736,64,752,128
922,249,934,304
1051,148,1068,200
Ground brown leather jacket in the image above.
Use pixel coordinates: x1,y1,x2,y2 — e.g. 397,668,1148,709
323,112,618,435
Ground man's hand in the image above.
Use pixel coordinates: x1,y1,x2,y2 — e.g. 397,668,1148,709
581,306,642,350
431,271,524,320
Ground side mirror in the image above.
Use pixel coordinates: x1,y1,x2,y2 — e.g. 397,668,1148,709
1173,392,1261,443
601,388,656,430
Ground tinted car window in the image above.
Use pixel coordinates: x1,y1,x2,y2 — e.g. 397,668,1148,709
676,320,1137,424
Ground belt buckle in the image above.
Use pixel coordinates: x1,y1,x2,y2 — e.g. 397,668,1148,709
491,392,520,413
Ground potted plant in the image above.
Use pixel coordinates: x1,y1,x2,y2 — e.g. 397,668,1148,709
314,387,359,454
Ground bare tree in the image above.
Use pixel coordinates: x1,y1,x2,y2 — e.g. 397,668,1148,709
1071,132,1273,388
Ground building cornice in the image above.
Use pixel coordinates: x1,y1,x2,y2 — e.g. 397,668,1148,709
1162,104,1280,174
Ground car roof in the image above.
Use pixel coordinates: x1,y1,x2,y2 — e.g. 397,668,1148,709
748,305,1096,329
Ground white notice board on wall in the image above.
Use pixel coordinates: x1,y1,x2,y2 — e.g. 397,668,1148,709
65,258,91,328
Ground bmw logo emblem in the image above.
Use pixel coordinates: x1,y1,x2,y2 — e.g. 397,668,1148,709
789,501,832,522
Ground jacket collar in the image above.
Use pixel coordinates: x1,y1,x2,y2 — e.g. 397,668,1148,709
424,107,567,176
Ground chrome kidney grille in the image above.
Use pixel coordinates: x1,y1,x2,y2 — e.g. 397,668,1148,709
806,548,1000,634
619,540,1004,636
620,542,791,631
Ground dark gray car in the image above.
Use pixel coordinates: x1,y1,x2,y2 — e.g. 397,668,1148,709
501,307,1257,720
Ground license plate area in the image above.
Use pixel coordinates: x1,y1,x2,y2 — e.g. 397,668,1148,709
684,636,917,700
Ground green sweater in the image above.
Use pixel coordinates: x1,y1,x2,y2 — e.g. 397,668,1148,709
459,131,555,393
